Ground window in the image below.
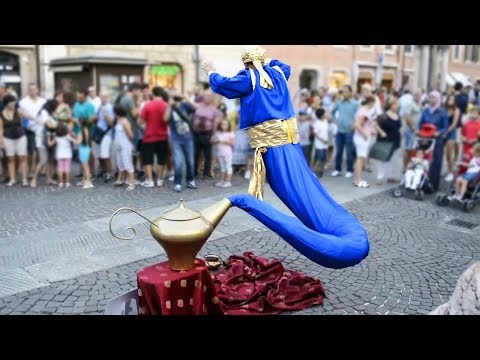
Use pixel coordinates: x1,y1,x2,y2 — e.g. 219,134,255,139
360,45,373,52
454,45,461,61
333,45,348,49
463,45,480,62
474,45,480,63
404,45,412,53
384,45,396,54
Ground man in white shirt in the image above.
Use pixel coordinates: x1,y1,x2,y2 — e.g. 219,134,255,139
19,83,46,176
88,86,102,113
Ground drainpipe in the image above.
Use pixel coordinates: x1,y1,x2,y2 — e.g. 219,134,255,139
35,45,42,91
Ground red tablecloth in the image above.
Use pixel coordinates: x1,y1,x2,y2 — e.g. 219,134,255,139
137,259,223,315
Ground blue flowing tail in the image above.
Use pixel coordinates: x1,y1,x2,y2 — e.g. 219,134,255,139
229,143,369,269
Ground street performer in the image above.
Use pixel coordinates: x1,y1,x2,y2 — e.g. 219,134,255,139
202,47,369,269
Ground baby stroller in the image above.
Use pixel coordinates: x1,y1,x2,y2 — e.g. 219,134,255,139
393,124,437,200
435,152,480,212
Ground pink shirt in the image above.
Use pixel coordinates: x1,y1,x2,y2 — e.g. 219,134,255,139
215,131,235,158
193,103,222,132
354,106,373,137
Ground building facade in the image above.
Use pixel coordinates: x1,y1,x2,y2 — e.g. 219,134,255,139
0,45,39,97
40,45,197,97
261,45,416,95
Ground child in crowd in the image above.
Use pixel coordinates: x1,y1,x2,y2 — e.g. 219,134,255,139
49,122,75,188
404,148,429,190
112,104,136,191
71,118,94,189
211,118,235,188
312,108,329,178
450,143,480,201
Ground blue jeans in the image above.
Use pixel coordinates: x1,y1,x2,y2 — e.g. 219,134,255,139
172,137,195,186
335,132,355,173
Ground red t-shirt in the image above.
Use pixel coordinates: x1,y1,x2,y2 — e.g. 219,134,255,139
461,119,480,155
140,99,169,143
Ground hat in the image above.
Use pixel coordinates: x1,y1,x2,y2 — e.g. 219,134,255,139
418,123,437,138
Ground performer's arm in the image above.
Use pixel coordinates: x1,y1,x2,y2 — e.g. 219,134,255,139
208,70,253,99
268,59,291,80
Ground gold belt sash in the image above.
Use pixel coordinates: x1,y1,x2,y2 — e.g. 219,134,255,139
246,118,299,200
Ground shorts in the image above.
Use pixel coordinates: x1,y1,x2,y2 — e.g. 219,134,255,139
78,145,91,164
314,148,327,163
4,136,27,157
353,134,372,158
404,130,416,151
142,140,168,166
463,172,479,183
446,130,457,141
57,158,72,173
92,132,112,159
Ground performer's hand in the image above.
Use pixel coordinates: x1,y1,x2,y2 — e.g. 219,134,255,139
202,62,216,75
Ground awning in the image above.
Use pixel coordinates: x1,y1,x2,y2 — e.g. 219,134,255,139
450,72,472,87
446,73,457,86
0,74,21,83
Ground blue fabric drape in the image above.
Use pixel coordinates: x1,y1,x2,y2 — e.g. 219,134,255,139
229,143,369,269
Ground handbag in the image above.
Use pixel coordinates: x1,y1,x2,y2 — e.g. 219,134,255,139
369,140,395,162
92,126,108,144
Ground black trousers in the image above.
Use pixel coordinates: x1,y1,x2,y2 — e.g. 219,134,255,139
194,131,213,177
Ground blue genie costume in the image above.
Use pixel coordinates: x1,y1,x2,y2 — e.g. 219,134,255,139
207,47,369,269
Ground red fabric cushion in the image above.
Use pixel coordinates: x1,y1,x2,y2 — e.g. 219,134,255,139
212,252,325,315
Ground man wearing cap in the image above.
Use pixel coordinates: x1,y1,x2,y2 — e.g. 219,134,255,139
201,47,369,269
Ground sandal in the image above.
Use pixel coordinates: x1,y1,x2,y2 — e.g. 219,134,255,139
47,180,58,186
65,183,71,188
22,179,29,187
30,179,37,188
113,180,124,187
126,184,135,192
6,180,17,187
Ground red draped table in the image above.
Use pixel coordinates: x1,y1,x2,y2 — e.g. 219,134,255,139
137,253,326,316
137,259,223,315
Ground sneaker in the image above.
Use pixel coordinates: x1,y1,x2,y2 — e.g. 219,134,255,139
331,170,341,177
444,173,454,182
174,184,182,193
76,180,85,187
58,183,64,188
104,174,114,183
318,171,324,178
141,180,155,188
82,182,95,189
156,179,164,187
221,182,232,188
187,181,198,189
215,181,225,187
244,170,251,180
168,176,174,182
345,172,353,178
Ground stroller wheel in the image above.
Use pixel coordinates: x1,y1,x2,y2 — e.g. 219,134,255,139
424,182,434,194
393,188,402,198
415,189,424,201
436,193,449,206
462,200,476,212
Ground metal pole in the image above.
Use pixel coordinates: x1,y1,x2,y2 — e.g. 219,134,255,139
35,45,42,91
194,45,200,84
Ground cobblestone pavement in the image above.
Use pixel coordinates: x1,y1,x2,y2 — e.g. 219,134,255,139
1,184,479,315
